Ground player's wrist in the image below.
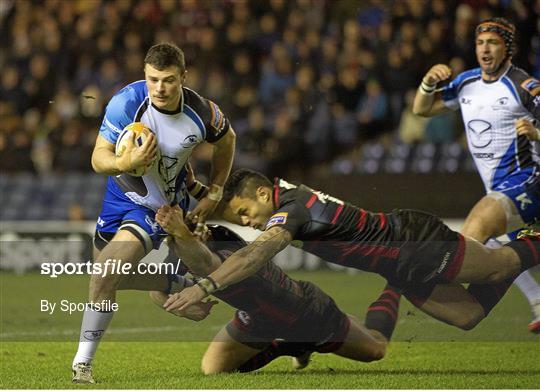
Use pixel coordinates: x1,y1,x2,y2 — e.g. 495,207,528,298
206,184,223,202
420,78,437,95
188,180,208,200
196,277,220,296
115,155,131,172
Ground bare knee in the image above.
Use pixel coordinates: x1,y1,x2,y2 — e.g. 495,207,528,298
201,356,234,375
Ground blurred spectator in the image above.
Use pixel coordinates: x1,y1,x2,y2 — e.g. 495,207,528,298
0,0,536,178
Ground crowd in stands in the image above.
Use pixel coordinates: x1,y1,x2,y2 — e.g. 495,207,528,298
1,0,538,179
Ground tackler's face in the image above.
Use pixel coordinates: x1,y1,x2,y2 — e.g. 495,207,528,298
145,64,185,111
227,188,276,231
475,32,507,76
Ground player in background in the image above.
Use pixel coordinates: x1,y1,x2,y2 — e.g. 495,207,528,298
163,169,540,333
412,17,540,333
71,43,236,383
152,205,396,374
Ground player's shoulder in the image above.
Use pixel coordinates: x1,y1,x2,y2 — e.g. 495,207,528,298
506,66,540,97
107,80,148,113
450,68,482,89
182,86,211,114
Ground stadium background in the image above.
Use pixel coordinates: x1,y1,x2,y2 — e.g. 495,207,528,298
1,1,540,388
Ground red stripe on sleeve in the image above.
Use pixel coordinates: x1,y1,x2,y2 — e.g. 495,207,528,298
357,209,367,230
305,194,317,208
331,204,344,224
379,213,387,230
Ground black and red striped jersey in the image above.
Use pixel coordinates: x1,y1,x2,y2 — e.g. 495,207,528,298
267,178,402,279
200,225,324,325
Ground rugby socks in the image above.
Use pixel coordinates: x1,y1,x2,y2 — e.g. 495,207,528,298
505,234,540,272
513,269,540,305
237,341,312,373
72,307,114,367
364,285,401,340
467,278,513,316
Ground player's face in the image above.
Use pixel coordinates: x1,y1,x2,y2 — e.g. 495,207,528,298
475,32,507,77
145,64,185,111
227,190,275,231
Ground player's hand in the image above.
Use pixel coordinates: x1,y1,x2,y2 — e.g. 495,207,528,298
117,132,158,172
169,298,219,321
515,118,540,141
156,205,194,238
423,64,452,85
164,285,208,312
186,197,219,236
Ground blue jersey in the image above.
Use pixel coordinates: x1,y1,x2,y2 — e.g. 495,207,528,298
441,66,540,225
100,81,230,211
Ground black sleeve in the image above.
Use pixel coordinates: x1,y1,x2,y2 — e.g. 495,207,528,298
203,99,231,143
183,87,231,143
264,198,311,237
519,77,540,121
509,68,540,121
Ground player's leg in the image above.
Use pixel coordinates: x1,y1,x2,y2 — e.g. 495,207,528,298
72,229,148,383
461,191,540,332
329,315,387,362
405,283,495,330
201,324,266,374
451,233,539,284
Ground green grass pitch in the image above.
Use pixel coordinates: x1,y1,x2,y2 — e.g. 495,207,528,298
1,270,539,388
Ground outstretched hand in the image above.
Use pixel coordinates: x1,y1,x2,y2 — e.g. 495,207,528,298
156,205,194,237
164,285,208,313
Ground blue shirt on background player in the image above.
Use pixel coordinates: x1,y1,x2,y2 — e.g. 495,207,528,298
412,17,540,333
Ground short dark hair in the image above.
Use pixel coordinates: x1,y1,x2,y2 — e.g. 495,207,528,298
144,43,185,72
223,169,273,202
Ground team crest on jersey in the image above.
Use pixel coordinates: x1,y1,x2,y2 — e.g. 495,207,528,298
266,212,288,229
208,100,225,134
182,134,198,148
521,78,540,96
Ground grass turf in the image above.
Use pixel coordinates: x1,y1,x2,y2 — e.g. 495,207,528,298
1,270,539,388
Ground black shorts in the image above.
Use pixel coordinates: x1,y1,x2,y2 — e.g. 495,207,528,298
226,281,350,350
387,209,465,287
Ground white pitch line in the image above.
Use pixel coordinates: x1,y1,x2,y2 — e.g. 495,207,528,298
0,325,221,339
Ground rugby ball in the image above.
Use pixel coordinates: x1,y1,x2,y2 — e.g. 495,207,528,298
115,122,155,176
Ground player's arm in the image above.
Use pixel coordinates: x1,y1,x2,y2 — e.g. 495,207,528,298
91,133,157,175
187,127,236,230
163,226,292,312
156,205,221,276
412,64,453,117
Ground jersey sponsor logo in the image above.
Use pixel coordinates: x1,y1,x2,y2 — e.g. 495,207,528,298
516,192,532,210
521,78,540,96
313,190,344,205
182,134,198,148
467,119,492,148
97,217,105,227
208,100,225,133
533,96,540,107
266,212,288,229
436,251,452,274
461,97,471,105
